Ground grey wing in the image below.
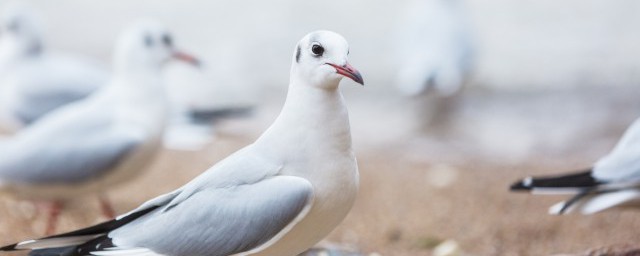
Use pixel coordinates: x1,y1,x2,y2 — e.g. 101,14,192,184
13,90,91,124
0,126,144,184
108,176,314,256
11,55,108,123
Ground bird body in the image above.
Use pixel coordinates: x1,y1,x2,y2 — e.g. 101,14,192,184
245,82,358,255
1,30,363,256
0,20,199,235
0,75,166,200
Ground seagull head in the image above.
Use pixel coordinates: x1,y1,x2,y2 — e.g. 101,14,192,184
0,3,43,58
291,30,363,89
114,20,199,75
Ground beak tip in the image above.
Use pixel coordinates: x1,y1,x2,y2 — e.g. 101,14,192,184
328,62,364,86
173,51,201,68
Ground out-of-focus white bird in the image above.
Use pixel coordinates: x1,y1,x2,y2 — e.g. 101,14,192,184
1,30,363,256
394,0,474,97
0,3,109,132
162,104,253,151
511,117,640,215
0,20,199,235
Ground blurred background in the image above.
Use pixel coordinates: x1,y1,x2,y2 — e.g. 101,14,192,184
0,0,639,255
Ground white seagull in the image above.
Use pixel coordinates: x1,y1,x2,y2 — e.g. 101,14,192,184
1,30,364,256
0,20,199,235
394,0,474,97
0,3,109,131
511,117,640,214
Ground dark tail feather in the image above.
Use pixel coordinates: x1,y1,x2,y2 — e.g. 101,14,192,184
29,246,77,256
1,205,159,253
0,243,18,251
510,169,601,191
46,205,158,240
188,106,253,125
28,235,113,256
557,189,595,214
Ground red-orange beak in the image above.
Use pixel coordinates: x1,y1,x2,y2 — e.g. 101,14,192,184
172,51,201,67
326,62,364,85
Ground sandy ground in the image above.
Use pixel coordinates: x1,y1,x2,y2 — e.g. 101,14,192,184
1,87,640,256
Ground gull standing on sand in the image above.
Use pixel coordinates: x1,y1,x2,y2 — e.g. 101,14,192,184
0,4,109,132
394,0,474,133
394,0,474,97
0,20,199,235
1,30,364,256
511,117,640,214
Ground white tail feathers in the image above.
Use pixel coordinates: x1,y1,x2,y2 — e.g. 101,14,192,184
15,235,101,250
548,190,640,215
90,248,160,256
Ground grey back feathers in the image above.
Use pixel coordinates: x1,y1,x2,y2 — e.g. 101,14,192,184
110,176,312,255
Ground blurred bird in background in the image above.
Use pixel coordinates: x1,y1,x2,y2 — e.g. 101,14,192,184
1,30,362,256
0,3,108,133
162,97,253,151
394,0,474,134
511,117,640,215
0,20,199,235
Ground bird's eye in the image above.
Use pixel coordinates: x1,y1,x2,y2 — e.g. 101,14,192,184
162,34,173,47
311,43,324,56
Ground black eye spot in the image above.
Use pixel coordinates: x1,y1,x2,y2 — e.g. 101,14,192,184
144,34,153,47
311,43,324,56
162,34,173,47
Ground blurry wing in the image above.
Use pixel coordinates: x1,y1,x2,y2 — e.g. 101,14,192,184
187,106,253,125
0,125,144,184
12,90,91,124
9,54,108,123
592,118,640,181
107,176,313,256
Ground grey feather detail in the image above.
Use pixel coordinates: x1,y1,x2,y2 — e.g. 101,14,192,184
0,116,144,184
109,176,313,256
118,189,183,220
13,90,93,124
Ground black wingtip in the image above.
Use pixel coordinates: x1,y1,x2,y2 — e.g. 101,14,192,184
0,205,161,255
188,106,254,124
509,169,599,191
510,178,533,191
0,243,18,251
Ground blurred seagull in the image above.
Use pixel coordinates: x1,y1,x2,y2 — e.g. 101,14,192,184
162,105,254,151
394,0,474,97
0,20,199,235
0,3,110,131
1,30,363,256
511,118,640,215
